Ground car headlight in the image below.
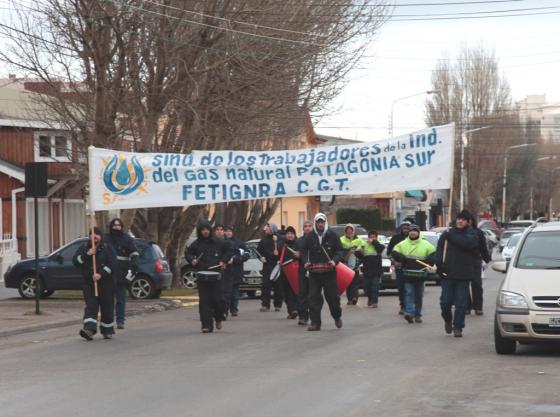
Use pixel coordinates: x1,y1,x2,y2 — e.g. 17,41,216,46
498,291,528,309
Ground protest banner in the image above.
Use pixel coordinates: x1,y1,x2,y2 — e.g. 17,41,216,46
88,124,454,211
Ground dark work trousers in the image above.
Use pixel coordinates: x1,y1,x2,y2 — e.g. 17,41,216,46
197,279,225,331
83,277,115,335
440,279,470,330
466,265,483,312
230,285,240,314
309,270,342,327
297,267,310,321
395,267,405,309
261,265,284,309
280,273,297,315
345,270,360,303
222,269,234,315
363,272,381,304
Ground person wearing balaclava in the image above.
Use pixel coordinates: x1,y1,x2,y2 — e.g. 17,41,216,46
436,210,479,338
104,218,140,330
257,223,284,312
390,224,436,325
300,213,344,331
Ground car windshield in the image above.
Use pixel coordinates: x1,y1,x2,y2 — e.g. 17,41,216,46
515,231,560,269
506,234,521,247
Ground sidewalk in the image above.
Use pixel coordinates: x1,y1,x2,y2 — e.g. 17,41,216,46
0,295,198,338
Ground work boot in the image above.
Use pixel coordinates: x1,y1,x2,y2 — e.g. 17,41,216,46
453,328,463,338
367,298,373,307
287,311,298,320
351,298,358,305
444,321,452,334
404,314,414,324
370,303,378,309
298,319,308,326
475,310,484,316
116,323,125,330
307,324,321,331
414,316,423,323
398,308,405,315
335,318,343,328
346,300,353,306
216,321,223,330
79,329,94,341
201,328,211,333
231,311,238,317
102,333,113,340
260,306,270,312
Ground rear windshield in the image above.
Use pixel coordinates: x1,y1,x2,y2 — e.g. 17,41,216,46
515,231,560,269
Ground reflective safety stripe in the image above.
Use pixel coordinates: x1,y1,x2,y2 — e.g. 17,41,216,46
103,266,112,274
99,322,114,328
84,318,97,324
116,256,130,261
76,255,84,264
129,252,140,258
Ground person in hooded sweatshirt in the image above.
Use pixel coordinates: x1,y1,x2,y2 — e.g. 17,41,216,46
277,226,299,319
390,224,436,324
257,223,284,312
387,222,411,315
340,224,366,305
104,218,140,330
301,213,344,331
295,220,313,325
185,220,232,333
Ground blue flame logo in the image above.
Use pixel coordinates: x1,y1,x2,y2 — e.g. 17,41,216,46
103,155,145,196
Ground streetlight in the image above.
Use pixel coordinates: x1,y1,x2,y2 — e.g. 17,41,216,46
390,90,438,139
501,143,537,222
460,126,492,211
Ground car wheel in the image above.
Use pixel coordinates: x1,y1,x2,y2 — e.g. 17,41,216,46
18,275,42,299
494,317,517,354
129,275,156,299
181,267,197,289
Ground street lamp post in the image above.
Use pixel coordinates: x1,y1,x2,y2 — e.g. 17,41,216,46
460,126,491,211
501,143,537,222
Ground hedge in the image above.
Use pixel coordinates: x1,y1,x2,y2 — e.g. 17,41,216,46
336,208,395,232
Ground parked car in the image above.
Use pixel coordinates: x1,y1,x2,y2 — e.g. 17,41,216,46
483,229,499,252
501,233,522,262
505,220,536,229
492,223,560,354
499,229,525,252
4,237,172,300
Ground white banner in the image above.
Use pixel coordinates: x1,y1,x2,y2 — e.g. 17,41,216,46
88,124,454,211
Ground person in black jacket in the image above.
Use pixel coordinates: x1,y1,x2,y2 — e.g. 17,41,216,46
465,215,492,316
436,210,480,338
361,230,386,308
185,220,232,333
104,218,139,330
301,213,344,331
224,226,249,317
295,220,313,325
73,226,117,341
278,226,299,319
257,223,284,312
386,222,411,315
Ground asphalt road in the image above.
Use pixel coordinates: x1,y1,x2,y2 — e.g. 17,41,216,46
1,267,559,417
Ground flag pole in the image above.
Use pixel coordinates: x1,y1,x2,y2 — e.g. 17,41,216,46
87,145,98,297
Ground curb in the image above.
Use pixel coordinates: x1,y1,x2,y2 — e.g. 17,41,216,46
0,300,185,338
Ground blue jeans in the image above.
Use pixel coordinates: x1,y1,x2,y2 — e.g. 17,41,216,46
230,286,240,313
440,279,470,330
364,273,381,303
404,281,424,317
115,283,127,325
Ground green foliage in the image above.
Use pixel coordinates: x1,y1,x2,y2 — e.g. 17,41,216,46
336,208,395,232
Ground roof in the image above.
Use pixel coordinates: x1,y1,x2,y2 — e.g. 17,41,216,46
314,133,362,147
0,157,57,185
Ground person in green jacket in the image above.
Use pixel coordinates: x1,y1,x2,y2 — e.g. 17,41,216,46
390,224,436,323
340,224,366,305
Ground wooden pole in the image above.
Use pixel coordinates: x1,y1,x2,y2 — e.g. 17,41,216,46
90,210,99,297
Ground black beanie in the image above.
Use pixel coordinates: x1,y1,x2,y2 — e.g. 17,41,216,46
456,210,473,221
285,226,297,235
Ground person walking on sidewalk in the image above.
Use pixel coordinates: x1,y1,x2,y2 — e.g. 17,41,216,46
73,226,117,341
340,224,366,306
104,218,139,330
465,214,492,316
295,220,313,325
361,230,385,308
224,226,249,317
257,223,284,312
387,222,411,315
436,210,480,338
301,213,344,331
185,221,232,333
390,224,436,324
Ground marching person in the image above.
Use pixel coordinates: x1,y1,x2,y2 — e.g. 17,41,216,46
340,224,366,306
73,226,117,341
436,210,480,338
214,224,225,240
185,220,232,333
224,226,249,317
104,218,139,330
295,220,313,325
301,213,344,331
465,214,492,316
387,222,411,315
390,224,436,324
278,226,299,320
257,223,284,312
361,230,385,308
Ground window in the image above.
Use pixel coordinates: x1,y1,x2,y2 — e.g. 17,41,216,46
56,241,84,262
34,132,72,162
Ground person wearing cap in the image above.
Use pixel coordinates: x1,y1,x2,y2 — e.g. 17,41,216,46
295,220,313,325
340,224,366,305
387,222,411,315
436,210,479,338
223,226,249,317
278,226,299,319
301,213,344,331
257,223,284,312
103,218,140,330
390,224,436,324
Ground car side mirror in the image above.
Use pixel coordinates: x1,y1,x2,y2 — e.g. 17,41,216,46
492,261,508,274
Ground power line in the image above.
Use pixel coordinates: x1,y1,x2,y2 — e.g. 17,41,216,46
389,9,560,21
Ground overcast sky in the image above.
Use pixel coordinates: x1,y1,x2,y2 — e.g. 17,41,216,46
315,0,560,142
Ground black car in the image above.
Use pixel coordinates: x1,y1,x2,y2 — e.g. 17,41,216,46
4,237,172,300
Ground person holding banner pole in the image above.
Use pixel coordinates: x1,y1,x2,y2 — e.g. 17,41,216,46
302,213,344,331
73,226,117,340
257,223,283,312
295,221,313,325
